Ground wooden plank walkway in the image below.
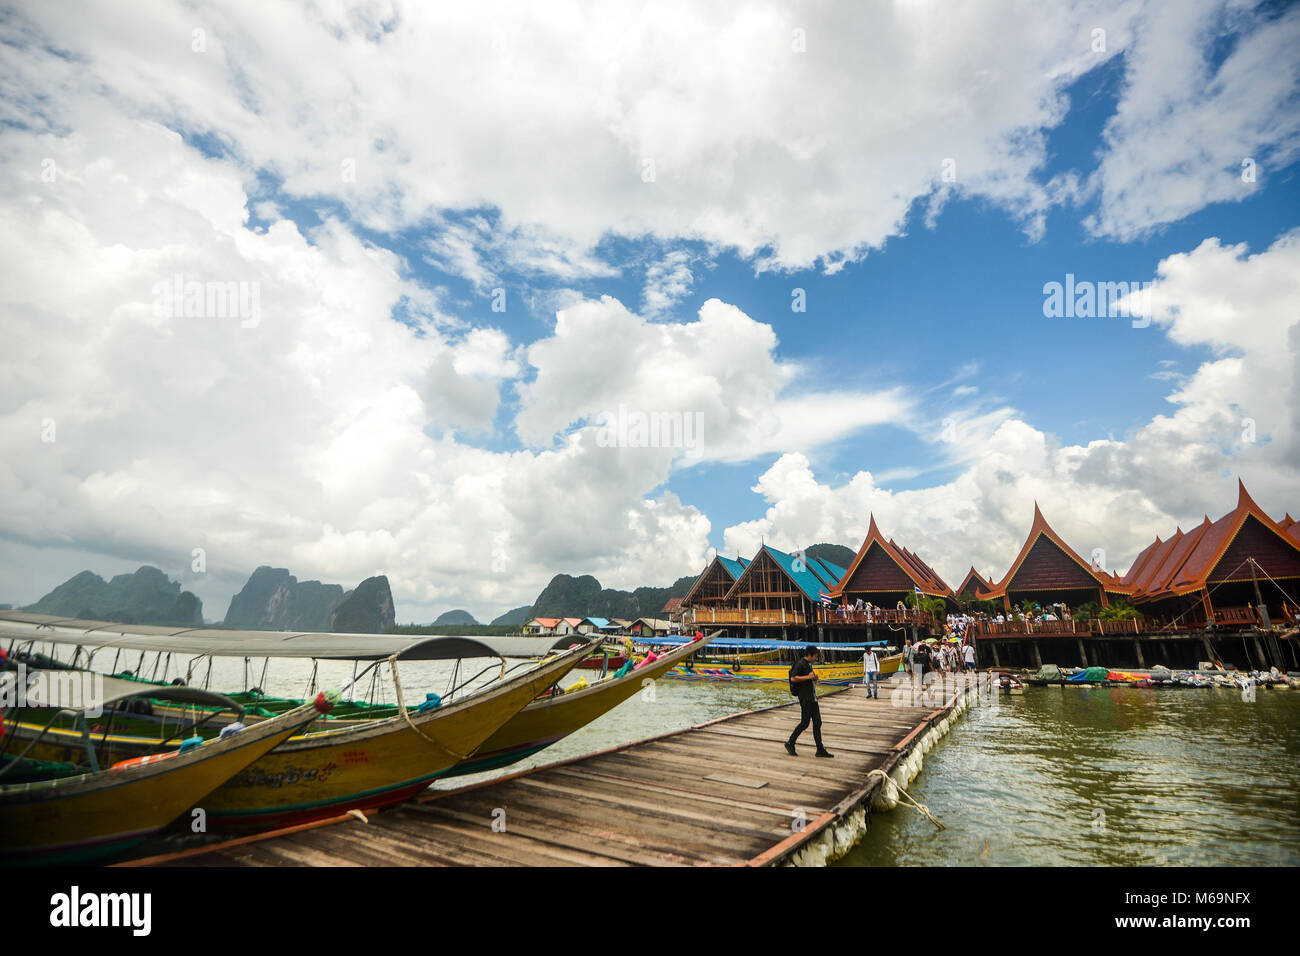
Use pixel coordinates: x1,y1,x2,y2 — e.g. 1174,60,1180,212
121,676,973,867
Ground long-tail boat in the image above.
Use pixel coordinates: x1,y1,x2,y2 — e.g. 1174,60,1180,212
0,611,596,831
0,669,330,864
643,635,904,685
12,625,724,782
668,659,875,685
441,629,720,777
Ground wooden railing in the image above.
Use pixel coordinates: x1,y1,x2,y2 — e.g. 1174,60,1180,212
1212,606,1259,627
971,618,1120,637
968,617,1181,637
814,608,929,627
1086,619,1146,635
684,607,806,625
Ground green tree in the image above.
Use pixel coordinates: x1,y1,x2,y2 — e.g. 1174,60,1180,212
1099,600,1142,622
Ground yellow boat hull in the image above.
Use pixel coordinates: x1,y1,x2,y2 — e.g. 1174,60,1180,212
667,653,903,685
445,633,719,777
1,701,322,864
194,645,590,831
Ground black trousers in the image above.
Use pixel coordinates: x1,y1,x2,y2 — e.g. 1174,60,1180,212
788,695,824,749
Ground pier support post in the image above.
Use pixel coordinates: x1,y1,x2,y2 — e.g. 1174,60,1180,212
1254,635,1267,670
1031,640,1043,668
1076,637,1088,667
990,641,1000,667
1133,639,1145,668
1201,635,1215,666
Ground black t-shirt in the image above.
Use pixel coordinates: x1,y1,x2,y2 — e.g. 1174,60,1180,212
789,658,815,698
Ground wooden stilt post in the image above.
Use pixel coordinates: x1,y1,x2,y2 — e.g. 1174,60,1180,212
1133,638,1145,668
1031,640,1043,668
1076,637,1088,668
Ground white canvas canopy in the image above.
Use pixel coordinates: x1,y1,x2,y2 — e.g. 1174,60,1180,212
0,610,589,664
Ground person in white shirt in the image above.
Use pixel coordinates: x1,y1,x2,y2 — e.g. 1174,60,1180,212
963,641,977,672
862,646,881,699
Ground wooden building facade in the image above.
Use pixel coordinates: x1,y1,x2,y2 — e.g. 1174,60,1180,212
1124,481,1300,627
828,515,953,608
984,504,1129,611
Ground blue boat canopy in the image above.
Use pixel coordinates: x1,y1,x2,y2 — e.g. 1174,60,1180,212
627,635,889,650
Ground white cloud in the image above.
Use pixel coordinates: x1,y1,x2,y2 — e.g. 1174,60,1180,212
642,249,698,316
3,0,1218,277
0,106,717,622
1086,1,1300,239
513,296,909,462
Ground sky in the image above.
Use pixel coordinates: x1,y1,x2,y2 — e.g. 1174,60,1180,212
1,0,1298,624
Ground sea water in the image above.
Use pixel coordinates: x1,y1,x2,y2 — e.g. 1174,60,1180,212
835,683,1300,866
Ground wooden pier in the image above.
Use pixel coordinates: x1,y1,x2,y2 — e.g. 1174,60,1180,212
120,676,976,867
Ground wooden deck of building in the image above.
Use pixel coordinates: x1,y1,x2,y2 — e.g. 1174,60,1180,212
119,676,975,867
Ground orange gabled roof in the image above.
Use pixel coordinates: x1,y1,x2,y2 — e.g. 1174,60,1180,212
1162,480,1300,595
1128,529,1185,595
829,514,953,599
994,502,1133,597
562,617,584,627
956,566,997,599
1280,513,1300,544
531,617,561,627
1138,519,1212,598
1119,535,1164,589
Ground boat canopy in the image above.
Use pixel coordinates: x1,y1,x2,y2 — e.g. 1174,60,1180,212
0,611,591,663
15,667,242,712
627,635,890,650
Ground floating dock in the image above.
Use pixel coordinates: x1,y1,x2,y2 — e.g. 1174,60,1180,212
120,676,977,867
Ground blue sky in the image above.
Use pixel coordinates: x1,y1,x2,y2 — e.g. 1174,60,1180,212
2,1,1298,622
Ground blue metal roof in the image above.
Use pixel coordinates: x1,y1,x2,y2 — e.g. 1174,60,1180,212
718,555,748,580
762,546,841,603
808,556,847,588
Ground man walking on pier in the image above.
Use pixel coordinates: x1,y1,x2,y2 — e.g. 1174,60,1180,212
786,645,833,758
863,644,881,699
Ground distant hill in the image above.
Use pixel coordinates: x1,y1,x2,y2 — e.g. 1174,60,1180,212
490,605,533,626
224,566,345,630
389,623,526,637
432,609,479,626
529,573,695,620
330,576,396,633
224,568,397,633
804,543,857,570
24,566,203,626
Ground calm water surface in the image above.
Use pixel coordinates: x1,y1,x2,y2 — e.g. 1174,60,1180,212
838,683,1300,867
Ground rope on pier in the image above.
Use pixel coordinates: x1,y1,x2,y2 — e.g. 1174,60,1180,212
387,655,473,761
866,768,946,830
